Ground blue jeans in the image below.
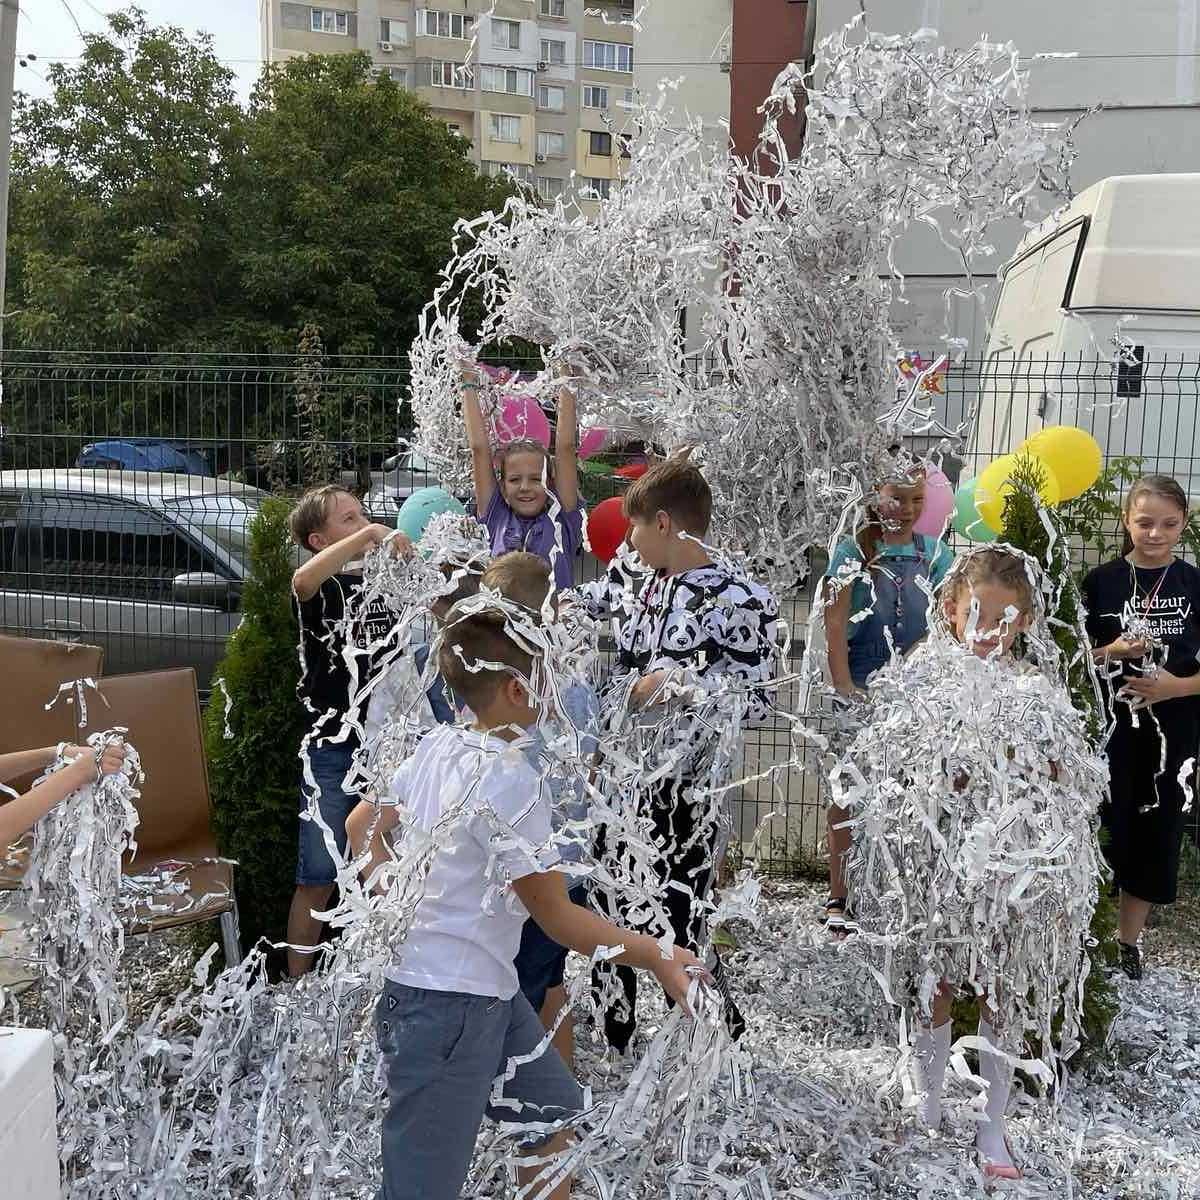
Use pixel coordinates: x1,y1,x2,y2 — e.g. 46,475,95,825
514,883,588,1012
295,741,359,886
414,642,456,725
376,980,584,1200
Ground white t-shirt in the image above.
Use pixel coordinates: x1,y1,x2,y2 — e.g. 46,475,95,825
383,724,552,1000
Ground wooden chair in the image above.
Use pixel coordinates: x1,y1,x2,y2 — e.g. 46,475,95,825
73,668,241,965
0,635,105,889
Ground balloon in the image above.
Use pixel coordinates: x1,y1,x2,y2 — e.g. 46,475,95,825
578,426,608,459
587,496,630,564
495,393,551,448
1020,426,1102,501
975,453,1061,533
613,461,649,481
395,486,465,542
912,467,954,537
952,477,998,543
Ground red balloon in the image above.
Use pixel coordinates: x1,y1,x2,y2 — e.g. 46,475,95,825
587,496,630,564
613,462,649,480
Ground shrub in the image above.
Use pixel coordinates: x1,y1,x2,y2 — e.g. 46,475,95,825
203,497,307,963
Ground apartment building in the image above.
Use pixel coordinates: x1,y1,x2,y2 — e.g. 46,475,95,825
259,0,638,211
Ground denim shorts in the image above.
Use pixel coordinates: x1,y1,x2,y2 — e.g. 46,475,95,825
376,979,585,1200
295,741,359,886
514,884,588,1012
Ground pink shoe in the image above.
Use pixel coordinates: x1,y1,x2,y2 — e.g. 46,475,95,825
978,1135,1023,1182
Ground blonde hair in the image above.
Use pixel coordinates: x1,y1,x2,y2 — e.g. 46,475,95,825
943,546,1037,613
288,484,355,550
438,606,536,711
1122,474,1188,555
482,551,553,611
496,439,550,483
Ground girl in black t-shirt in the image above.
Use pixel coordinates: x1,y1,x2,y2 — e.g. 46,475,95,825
1083,474,1200,980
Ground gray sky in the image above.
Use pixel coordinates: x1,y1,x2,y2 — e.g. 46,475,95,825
17,0,262,103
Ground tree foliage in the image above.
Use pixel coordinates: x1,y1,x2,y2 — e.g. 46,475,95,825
203,497,307,960
6,8,515,353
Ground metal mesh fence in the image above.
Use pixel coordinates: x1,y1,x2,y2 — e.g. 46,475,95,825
2,348,1198,882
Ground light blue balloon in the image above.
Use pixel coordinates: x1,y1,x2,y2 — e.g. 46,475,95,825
395,487,466,542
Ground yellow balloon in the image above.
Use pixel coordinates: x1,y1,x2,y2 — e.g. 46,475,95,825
976,453,1061,533
1019,426,1103,501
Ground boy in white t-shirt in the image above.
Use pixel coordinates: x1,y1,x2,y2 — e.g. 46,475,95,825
366,602,704,1200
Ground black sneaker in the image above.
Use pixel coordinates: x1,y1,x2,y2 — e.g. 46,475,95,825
1118,940,1143,981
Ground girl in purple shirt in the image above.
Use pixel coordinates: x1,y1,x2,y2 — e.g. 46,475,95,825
462,365,583,590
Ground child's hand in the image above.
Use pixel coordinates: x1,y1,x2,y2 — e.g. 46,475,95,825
1122,669,1187,706
360,525,412,558
651,945,711,1015
630,670,671,709
96,743,128,778
1097,636,1150,661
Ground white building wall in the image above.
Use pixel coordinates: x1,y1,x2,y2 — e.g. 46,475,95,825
815,0,1200,352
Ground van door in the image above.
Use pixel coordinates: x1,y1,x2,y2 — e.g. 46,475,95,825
22,495,237,687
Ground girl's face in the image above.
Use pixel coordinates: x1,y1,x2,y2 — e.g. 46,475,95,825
501,450,549,518
877,480,926,537
943,580,1030,659
1124,492,1185,565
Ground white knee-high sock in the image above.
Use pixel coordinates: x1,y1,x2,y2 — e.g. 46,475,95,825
912,1021,951,1130
975,1018,1015,1167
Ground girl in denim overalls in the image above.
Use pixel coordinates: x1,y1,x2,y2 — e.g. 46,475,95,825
821,474,954,928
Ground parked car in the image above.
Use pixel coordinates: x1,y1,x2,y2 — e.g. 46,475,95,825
0,470,275,691
75,439,216,476
363,446,445,517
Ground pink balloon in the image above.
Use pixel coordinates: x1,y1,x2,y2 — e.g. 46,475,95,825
496,393,551,448
578,426,608,459
913,467,954,537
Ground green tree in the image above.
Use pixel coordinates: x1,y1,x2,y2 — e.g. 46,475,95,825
7,7,245,346
227,52,515,352
203,497,307,959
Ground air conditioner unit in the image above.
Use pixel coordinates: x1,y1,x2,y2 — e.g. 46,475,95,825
537,60,549,72
379,40,394,52
535,152,546,163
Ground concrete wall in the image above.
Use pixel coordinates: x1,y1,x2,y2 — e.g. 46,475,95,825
814,0,1200,352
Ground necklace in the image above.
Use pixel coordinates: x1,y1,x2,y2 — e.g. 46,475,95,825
1127,558,1172,615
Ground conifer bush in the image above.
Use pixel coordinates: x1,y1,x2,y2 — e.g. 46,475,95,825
203,497,307,961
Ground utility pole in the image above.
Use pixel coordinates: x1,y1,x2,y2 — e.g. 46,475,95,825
0,0,19,379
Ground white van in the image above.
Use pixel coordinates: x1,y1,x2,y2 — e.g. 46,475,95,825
973,173,1200,490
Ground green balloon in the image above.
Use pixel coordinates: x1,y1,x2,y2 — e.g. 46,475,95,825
952,477,997,543
395,486,466,542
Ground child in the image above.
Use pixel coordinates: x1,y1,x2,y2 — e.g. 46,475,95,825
369,601,705,1200
836,547,1105,1181
822,468,953,928
462,363,583,590
482,551,600,1069
1082,474,1200,980
0,741,128,847
286,484,412,977
580,455,781,1052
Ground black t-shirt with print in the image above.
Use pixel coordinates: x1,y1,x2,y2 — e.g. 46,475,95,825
295,573,397,741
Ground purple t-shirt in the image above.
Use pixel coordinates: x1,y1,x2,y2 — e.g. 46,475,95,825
481,489,583,589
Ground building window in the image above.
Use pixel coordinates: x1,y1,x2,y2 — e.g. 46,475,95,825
537,176,565,201
540,37,567,66
481,66,534,96
582,85,608,109
537,130,565,158
540,0,567,16
385,66,409,86
420,9,473,40
492,18,521,50
581,176,611,200
537,84,566,112
311,7,349,35
489,113,522,143
483,160,534,183
620,86,637,109
589,130,612,156
583,39,633,72
380,17,408,44
429,60,474,88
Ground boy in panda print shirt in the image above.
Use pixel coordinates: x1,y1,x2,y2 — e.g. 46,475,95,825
579,456,781,1052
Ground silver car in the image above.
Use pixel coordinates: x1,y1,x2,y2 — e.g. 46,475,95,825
362,447,442,518
0,470,270,690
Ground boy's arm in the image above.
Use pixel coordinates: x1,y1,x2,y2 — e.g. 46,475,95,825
0,746,65,785
461,364,498,513
511,870,705,1012
553,373,580,513
292,524,410,602
346,799,401,894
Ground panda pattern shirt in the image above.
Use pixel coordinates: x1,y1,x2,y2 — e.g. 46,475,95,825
580,555,782,725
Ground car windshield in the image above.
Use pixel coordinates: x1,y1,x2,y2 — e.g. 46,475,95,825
164,495,262,562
